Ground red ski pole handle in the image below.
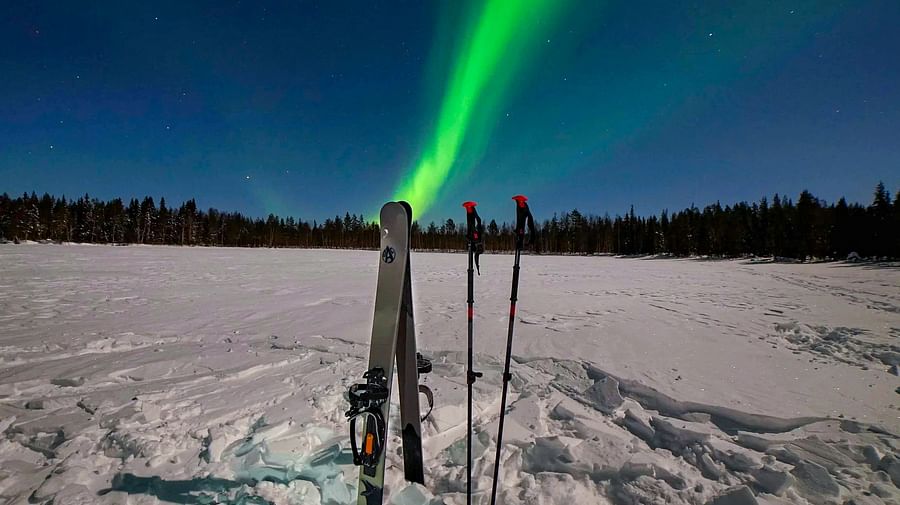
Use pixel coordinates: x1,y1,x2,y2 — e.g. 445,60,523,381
511,195,535,249
462,201,485,272
461,201,483,242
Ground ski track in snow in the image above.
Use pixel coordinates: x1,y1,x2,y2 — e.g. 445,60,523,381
0,244,898,505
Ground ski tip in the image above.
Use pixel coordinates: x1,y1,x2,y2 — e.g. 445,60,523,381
512,195,528,207
379,201,409,213
462,201,478,212
397,201,413,225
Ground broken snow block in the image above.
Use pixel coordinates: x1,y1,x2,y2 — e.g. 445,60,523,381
621,410,655,443
767,446,801,465
51,376,85,387
700,453,725,480
620,461,655,480
861,445,882,468
840,420,863,433
650,416,710,452
549,401,577,421
583,375,624,414
655,465,688,490
791,461,840,498
705,486,758,505
875,351,900,367
717,450,760,473
869,482,895,499
25,430,66,458
735,433,775,452
681,412,712,423
844,495,888,505
390,483,429,505
878,454,900,487
24,399,44,410
751,466,794,496
523,436,589,476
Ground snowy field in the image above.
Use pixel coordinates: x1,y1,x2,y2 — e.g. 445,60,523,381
1,244,898,505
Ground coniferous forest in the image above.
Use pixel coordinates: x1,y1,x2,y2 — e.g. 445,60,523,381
1,182,898,260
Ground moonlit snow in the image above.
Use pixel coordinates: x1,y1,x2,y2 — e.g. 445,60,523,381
1,244,898,504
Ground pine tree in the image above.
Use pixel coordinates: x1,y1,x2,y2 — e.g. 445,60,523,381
0,186,895,258
156,198,170,244
795,190,818,260
870,182,892,258
892,188,900,258
52,196,71,241
140,197,157,244
831,198,851,258
485,219,498,251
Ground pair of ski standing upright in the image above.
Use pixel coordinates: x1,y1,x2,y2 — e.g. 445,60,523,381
345,196,536,505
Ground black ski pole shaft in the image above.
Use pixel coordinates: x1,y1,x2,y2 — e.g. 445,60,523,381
466,245,476,505
462,201,484,505
489,249,519,505
489,195,534,505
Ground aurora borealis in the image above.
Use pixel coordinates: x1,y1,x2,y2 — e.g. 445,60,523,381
390,0,568,216
2,1,899,221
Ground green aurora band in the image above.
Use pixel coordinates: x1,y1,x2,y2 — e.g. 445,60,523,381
391,0,570,216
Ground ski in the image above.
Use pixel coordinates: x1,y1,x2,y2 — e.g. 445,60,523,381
346,201,433,505
489,195,536,505
347,201,410,505
395,200,431,484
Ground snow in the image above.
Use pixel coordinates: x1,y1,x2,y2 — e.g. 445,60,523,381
0,244,898,505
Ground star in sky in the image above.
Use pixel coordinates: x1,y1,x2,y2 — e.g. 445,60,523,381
0,1,897,220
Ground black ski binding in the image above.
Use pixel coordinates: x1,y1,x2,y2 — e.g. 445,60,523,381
414,353,435,422
346,368,389,467
418,384,434,422
416,352,432,374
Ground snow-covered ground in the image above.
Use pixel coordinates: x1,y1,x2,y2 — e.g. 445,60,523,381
1,244,898,505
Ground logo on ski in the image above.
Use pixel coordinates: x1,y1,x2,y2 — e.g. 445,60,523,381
382,246,396,264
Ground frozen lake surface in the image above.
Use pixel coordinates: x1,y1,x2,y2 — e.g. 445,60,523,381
1,244,898,504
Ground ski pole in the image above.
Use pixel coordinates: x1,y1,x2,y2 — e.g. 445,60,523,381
462,201,484,505
489,195,535,505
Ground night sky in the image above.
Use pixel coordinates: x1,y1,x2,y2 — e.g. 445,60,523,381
2,1,898,222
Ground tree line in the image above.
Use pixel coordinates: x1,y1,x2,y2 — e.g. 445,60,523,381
1,182,897,259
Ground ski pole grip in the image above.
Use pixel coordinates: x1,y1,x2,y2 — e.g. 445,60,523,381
512,196,528,233
462,201,482,242
511,195,534,248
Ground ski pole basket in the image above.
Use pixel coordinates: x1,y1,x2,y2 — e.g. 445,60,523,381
346,368,389,467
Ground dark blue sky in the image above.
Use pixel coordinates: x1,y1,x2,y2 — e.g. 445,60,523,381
2,1,898,222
